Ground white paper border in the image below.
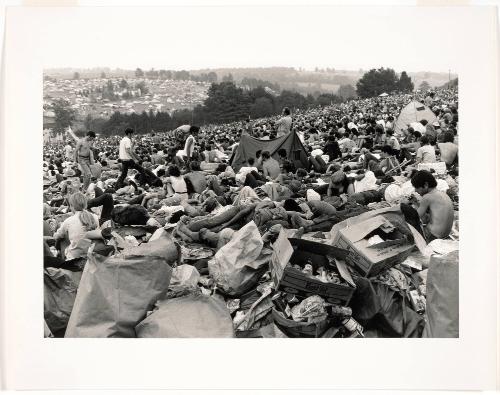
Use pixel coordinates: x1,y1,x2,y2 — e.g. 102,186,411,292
1,3,498,391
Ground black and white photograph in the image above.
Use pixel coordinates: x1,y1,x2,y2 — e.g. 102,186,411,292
41,14,460,339
42,64,460,339
2,2,498,392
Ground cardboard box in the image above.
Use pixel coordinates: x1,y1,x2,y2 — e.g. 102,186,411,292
270,230,355,306
331,215,415,277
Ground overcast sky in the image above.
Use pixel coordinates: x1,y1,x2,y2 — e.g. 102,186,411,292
9,5,488,73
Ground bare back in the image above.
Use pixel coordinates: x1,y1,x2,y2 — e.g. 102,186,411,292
421,189,454,238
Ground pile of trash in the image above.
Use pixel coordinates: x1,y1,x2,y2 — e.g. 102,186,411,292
44,205,459,338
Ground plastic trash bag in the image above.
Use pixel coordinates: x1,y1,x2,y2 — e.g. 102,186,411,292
65,240,177,338
169,264,201,291
208,221,270,296
44,268,82,334
423,250,459,338
350,276,424,338
290,295,328,323
135,295,234,338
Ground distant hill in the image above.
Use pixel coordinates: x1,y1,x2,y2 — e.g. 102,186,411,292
44,67,457,96
437,77,458,89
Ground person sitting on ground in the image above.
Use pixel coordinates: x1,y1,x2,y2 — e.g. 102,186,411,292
415,135,436,164
277,148,288,167
437,131,458,167
261,150,281,181
327,170,355,197
274,160,297,185
385,129,401,157
141,165,189,207
399,131,422,161
423,120,437,145
324,134,341,161
150,148,165,165
255,150,264,171
372,124,387,148
338,133,356,153
52,192,101,261
366,145,397,174
163,165,189,204
407,170,454,241
184,161,208,194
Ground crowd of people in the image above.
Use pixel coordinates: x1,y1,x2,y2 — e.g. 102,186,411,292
43,87,459,338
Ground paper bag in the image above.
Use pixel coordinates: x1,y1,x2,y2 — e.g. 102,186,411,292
65,240,176,337
136,295,234,338
208,221,270,296
44,268,82,334
423,250,459,338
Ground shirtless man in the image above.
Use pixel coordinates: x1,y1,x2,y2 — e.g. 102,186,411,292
74,131,96,189
410,170,454,241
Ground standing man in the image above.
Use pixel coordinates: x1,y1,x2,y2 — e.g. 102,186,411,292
115,128,151,188
176,125,200,165
275,107,292,137
244,117,253,135
74,131,96,190
64,141,74,162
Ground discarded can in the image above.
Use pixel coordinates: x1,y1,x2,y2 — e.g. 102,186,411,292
342,317,364,337
409,290,426,313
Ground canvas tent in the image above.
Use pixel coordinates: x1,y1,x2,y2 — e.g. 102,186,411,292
379,92,389,97
393,100,437,134
230,132,309,172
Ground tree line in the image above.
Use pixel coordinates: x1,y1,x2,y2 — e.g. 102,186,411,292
52,81,347,137
356,68,415,98
50,67,424,137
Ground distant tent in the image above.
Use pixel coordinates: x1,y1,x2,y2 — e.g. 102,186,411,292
410,122,426,134
230,132,309,172
393,100,437,134
379,92,389,97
